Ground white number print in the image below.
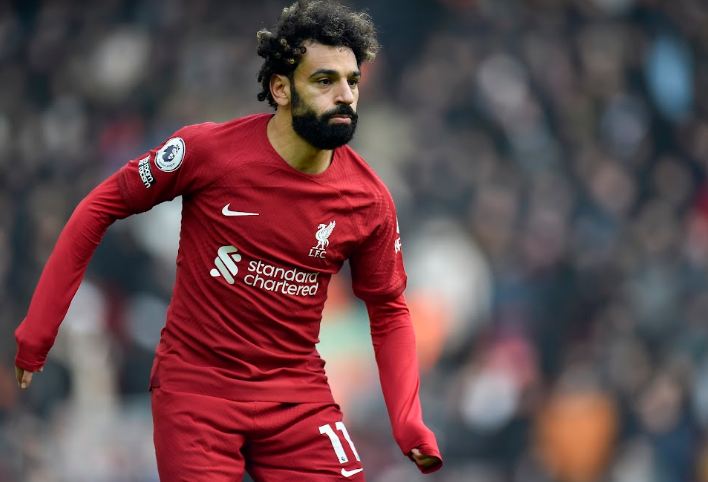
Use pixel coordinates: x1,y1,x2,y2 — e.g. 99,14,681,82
319,422,361,464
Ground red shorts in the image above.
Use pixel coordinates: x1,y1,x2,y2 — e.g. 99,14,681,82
151,387,366,481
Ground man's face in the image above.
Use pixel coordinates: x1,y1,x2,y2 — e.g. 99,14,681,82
289,42,360,150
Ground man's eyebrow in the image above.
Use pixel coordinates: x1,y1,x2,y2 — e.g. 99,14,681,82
309,69,361,78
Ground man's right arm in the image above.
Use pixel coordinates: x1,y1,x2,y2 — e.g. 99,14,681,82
16,126,205,383
15,172,134,375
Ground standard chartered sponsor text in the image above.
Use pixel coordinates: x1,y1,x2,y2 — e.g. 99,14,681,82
244,260,319,296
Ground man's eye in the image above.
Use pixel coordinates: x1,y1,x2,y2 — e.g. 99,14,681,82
317,78,332,85
348,78,360,86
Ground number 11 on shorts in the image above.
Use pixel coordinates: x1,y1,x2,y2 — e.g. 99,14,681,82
319,422,361,464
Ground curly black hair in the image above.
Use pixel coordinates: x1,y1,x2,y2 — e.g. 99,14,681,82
256,0,380,108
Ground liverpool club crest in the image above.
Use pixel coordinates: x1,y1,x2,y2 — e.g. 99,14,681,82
309,221,336,258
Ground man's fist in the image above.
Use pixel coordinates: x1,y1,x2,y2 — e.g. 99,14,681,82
15,366,38,389
410,447,442,472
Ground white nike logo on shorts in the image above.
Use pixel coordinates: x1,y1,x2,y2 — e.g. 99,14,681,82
341,467,364,477
222,204,259,217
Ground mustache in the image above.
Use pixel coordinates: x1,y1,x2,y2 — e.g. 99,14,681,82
322,105,357,121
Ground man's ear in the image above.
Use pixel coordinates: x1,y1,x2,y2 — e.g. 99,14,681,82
270,74,291,107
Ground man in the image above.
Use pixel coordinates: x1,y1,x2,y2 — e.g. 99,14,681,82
15,1,442,480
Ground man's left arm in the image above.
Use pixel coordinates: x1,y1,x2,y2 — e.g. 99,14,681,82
366,293,442,474
349,186,442,473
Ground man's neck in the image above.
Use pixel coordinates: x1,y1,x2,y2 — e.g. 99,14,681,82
267,110,333,175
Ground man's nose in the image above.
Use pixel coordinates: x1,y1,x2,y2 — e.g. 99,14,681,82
334,79,355,104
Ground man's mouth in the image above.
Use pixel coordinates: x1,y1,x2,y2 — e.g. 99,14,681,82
329,115,352,124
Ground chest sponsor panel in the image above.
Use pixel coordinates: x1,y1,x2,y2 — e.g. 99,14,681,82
209,244,321,296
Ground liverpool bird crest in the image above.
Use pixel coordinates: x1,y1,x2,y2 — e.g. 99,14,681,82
309,220,336,258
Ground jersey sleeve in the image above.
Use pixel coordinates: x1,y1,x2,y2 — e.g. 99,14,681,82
350,188,406,301
367,293,443,473
15,173,134,370
15,124,211,371
116,124,210,213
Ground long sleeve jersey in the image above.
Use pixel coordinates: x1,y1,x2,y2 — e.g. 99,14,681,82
15,113,441,470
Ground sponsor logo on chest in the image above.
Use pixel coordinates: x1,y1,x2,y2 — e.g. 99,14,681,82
209,244,320,296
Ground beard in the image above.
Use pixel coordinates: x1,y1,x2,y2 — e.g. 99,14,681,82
291,86,358,150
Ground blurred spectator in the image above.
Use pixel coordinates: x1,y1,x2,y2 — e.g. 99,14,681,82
534,360,618,482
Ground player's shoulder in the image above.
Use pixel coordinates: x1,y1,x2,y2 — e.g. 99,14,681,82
168,114,270,171
338,144,392,198
177,113,270,145
338,146,399,230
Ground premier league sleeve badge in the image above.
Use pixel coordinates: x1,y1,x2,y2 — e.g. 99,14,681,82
155,137,186,172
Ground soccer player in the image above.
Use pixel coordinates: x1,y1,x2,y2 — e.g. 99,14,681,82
14,1,442,480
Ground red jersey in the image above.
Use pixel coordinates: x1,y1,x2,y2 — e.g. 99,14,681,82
15,113,441,470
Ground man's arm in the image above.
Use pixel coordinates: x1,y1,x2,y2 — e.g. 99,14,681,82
15,172,134,381
349,182,442,472
16,127,204,387
366,293,443,474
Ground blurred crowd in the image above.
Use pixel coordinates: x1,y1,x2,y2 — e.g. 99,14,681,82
2,0,708,481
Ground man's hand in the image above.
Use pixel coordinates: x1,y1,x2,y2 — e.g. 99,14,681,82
15,366,39,389
409,447,442,472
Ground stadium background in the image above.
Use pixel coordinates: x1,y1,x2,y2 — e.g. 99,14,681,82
1,0,708,481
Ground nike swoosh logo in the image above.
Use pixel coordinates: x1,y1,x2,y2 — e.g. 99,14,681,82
222,204,259,217
340,468,364,478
